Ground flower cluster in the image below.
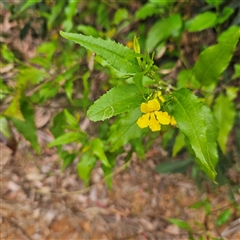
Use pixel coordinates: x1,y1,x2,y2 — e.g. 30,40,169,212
137,93,176,132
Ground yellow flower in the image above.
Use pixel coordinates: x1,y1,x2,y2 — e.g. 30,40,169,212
170,116,177,125
137,98,171,132
157,91,165,103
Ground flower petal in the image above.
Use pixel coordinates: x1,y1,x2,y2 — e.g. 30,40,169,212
170,116,177,125
148,99,160,111
149,113,161,131
140,102,149,113
157,91,165,102
155,111,170,125
137,113,150,128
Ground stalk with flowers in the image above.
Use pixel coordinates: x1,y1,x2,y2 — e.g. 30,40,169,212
59,28,239,185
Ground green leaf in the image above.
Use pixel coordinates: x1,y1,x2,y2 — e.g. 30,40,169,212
205,0,222,7
216,209,232,226
171,88,217,180
1,44,16,62
135,3,160,20
186,12,217,32
50,111,65,138
217,7,234,24
168,218,192,231
17,0,41,15
146,13,182,52
77,25,99,37
62,1,78,31
190,200,207,209
232,63,240,79
109,108,143,151
217,25,240,42
213,93,236,154
91,138,110,167
64,109,79,127
155,158,193,174
193,27,240,86
60,151,77,171
47,0,65,30
177,69,200,89
48,132,83,148
202,105,218,167
60,31,140,74
172,131,186,157
18,67,46,87
11,101,40,154
87,84,143,122
0,117,12,139
77,150,97,186
0,78,10,101
133,72,144,93
101,152,116,189
113,8,128,25
4,92,24,121
226,87,238,101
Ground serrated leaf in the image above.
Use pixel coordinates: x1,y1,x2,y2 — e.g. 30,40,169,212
213,93,236,154
11,101,40,154
87,84,143,122
91,138,110,167
60,31,140,74
171,88,217,180
193,28,240,86
77,150,97,186
4,93,24,121
109,108,143,151
48,132,83,147
146,14,182,52
186,12,217,32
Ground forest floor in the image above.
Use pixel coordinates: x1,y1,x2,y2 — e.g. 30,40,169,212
1,130,240,240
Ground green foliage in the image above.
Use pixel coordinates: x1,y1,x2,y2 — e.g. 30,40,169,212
216,209,232,226
2,1,239,199
87,84,144,122
171,88,218,180
146,13,182,52
109,108,143,152
60,31,141,74
213,93,236,154
10,101,40,154
193,27,240,86
186,12,217,32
